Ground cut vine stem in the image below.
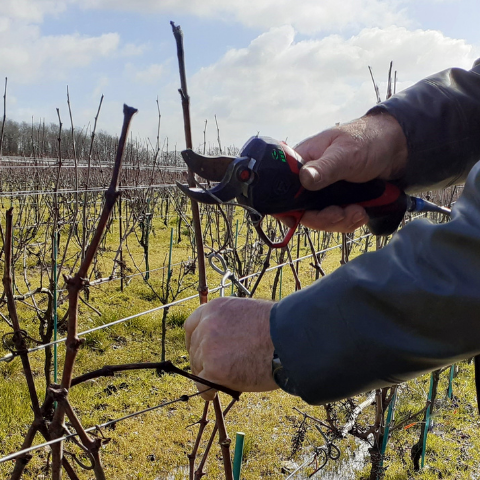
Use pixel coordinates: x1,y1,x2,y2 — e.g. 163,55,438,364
48,104,138,480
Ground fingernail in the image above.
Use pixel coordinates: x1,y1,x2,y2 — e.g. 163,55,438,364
301,166,321,188
330,214,345,224
348,212,367,228
352,212,366,223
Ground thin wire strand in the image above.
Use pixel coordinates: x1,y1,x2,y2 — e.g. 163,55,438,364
0,389,208,464
0,232,368,362
1,212,431,363
0,183,180,198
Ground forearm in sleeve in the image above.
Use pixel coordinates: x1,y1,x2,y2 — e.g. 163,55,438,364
270,161,480,405
369,60,480,192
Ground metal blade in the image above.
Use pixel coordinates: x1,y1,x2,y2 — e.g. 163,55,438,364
176,181,238,204
181,150,235,182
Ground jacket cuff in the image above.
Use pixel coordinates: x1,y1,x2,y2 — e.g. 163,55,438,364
271,351,301,396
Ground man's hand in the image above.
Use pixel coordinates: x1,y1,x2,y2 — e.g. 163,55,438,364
185,297,278,401
294,112,408,233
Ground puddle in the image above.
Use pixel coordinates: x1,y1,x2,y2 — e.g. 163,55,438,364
286,439,370,479
164,439,371,479
164,465,189,480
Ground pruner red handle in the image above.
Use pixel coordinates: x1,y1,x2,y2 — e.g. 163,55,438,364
356,183,409,236
253,211,304,249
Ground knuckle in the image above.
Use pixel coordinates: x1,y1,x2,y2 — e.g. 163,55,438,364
184,315,196,333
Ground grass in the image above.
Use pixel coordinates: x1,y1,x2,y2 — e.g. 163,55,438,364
0,202,478,479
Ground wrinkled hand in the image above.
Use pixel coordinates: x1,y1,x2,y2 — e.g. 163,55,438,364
294,112,408,233
185,297,278,401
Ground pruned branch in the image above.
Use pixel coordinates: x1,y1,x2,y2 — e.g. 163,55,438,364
49,104,137,480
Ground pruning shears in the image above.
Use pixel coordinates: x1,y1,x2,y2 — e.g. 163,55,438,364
177,136,451,248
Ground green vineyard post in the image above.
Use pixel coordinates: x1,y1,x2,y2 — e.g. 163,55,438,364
144,211,152,280
295,231,300,275
234,220,239,249
233,432,245,480
11,220,15,292
421,373,435,468
447,364,455,399
165,195,169,226
119,195,124,292
53,231,58,383
167,228,174,284
279,267,283,300
378,391,397,478
232,220,239,295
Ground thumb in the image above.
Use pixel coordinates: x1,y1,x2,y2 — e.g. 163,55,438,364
195,382,217,401
299,143,353,191
194,368,218,401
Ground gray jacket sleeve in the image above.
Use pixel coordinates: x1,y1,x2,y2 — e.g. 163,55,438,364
270,61,480,405
271,165,480,404
369,61,480,192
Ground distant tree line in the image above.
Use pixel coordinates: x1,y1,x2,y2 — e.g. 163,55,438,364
0,117,182,166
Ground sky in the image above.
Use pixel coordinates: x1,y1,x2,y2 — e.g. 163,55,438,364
1,0,480,153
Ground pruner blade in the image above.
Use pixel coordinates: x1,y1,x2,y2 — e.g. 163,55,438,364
181,149,235,182
178,151,251,206
176,181,238,204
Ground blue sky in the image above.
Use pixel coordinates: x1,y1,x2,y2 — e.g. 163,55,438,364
1,0,479,152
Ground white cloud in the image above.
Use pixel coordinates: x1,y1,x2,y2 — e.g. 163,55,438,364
75,0,411,34
92,76,109,100
0,0,122,84
0,19,120,83
2,0,479,152
1,0,69,23
121,42,149,57
186,25,479,146
135,64,166,84
49,33,119,65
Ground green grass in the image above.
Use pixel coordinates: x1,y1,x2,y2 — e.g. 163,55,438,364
0,203,477,479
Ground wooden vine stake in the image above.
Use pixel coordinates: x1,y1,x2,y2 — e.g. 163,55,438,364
170,21,233,480
48,104,138,479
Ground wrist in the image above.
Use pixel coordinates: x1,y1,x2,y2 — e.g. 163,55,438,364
364,109,408,181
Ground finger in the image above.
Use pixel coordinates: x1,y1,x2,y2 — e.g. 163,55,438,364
194,369,218,401
294,130,338,162
272,214,296,229
187,331,204,376
299,143,360,191
301,205,368,233
184,305,206,351
195,383,217,401
189,350,202,377
195,382,217,401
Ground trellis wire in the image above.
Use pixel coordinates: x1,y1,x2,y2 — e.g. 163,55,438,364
0,390,207,464
0,183,182,198
1,230,372,363
2,215,434,364
0,164,185,172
